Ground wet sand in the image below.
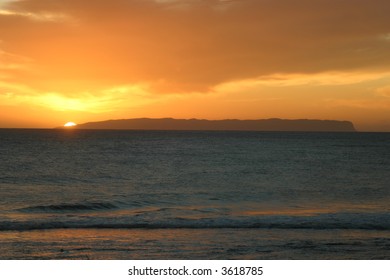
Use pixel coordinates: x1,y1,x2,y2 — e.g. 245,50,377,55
1,228,389,259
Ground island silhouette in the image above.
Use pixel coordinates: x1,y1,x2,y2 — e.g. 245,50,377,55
65,118,356,132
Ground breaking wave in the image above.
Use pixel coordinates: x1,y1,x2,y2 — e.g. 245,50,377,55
18,202,118,212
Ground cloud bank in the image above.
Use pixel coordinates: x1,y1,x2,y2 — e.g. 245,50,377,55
1,0,389,93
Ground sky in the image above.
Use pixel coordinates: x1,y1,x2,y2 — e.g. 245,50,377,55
1,0,390,131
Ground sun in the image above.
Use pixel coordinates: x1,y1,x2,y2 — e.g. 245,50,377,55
64,122,77,127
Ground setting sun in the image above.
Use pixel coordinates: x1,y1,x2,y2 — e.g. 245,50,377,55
64,122,77,127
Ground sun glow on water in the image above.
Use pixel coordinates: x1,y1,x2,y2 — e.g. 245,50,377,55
64,122,77,127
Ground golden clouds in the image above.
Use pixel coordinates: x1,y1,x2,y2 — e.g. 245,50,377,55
215,72,390,92
1,0,390,129
2,0,390,91
376,86,390,98
0,82,158,113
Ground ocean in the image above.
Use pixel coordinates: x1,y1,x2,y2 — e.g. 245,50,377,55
0,129,389,259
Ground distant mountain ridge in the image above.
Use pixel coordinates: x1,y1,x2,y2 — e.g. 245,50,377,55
68,118,356,132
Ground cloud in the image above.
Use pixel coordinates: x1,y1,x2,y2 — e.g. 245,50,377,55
0,48,32,72
1,0,390,94
215,71,390,93
0,8,69,21
325,98,390,110
376,86,390,98
0,77,164,113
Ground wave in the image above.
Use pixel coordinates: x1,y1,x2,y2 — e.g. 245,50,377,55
1,213,389,231
17,202,118,212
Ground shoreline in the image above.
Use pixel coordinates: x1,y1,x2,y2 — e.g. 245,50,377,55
1,228,389,260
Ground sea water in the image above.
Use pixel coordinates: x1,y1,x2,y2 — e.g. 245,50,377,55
0,129,389,259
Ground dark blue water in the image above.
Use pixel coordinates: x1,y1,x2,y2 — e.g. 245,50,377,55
0,129,389,259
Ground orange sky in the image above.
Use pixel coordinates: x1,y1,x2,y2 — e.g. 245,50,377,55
1,0,390,131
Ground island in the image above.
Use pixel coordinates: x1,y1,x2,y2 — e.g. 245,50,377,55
66,118,356,132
